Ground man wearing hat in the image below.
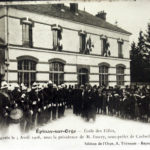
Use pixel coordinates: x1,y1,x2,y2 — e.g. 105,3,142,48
52,84,58,120
0,81,11,127
102,90,107,115
57,85,63,118
61,84,67,117
72,84,77,115
19,85,29,132
36,84,45,126
67,85,73,109
96,87,103,114
107,90,113,116
88,86,97,121
28,82,39,128
114,93,121,117
42,80,53,123
76,84,84,116
12,83,21,108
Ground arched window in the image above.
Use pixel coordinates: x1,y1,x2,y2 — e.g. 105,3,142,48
49,62,64,85
78,68,89,85
99,63,109,86
116,65,125,85
18,59,37,87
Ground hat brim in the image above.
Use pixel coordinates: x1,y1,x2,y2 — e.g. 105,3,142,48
1,86,8,89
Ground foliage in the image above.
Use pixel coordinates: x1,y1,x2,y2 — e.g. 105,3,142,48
130,24,150,82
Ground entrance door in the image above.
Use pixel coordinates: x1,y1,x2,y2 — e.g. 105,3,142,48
78,68,89,85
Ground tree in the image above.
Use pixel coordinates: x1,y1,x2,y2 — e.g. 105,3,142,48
130,41,143,82
145,23,150,43
131,26,150,83
138,31,145,49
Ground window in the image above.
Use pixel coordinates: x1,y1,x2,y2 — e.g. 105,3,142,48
101,38,111,57
118,39,124,58
116,66,124,85
21,17,34,47
118,42,123,58
78,68,89,85
49,62,64,85
101,38,107,56
0,49,4,75
99,65,109,86
79,34,86,53
18,59,36,87
22,23,33,47
52,25,63,51
79,30,87,53
0,64,4,76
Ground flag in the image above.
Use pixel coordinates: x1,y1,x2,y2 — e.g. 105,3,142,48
86,36,94,52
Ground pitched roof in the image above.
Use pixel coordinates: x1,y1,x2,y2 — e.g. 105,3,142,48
9,4,131,35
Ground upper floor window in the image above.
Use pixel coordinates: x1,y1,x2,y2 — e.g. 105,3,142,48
0,47,5,76
100,35,111,57
22,24,32,47
52,25,63,51
118,39,124,58
21,17,34,48
79,30,87,54
116,65,125,86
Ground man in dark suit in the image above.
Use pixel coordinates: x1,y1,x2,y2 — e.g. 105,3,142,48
52,84,58,120
12,83,21,108
0,81,11,128
28,82,39,128
45,80,53,122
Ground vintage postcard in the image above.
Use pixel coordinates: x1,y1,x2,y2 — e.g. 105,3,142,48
0,0,150,150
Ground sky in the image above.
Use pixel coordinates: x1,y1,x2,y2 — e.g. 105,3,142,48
77,0,150,45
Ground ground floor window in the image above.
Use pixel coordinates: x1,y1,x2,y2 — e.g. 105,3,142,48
18,59,36,87
78,68,89,85
116,66,125,85
99,65,109,86
49,62,64,85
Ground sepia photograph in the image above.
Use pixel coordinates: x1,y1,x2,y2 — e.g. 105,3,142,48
0,0,150,150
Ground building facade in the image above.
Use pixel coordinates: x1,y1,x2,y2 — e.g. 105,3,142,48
0,3,131,87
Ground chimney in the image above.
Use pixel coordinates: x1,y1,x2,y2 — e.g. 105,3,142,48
70,3,78,14
96,11,107,21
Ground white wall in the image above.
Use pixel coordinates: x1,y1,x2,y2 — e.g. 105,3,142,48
37,64,49,72
8,72,17,81
8,47,130,68
0,18,6,42
9,18,22,45
7,7,130,58
0,7,6,43
33,23,52,49
8,47,130,85
62,29,79,52
64,65,76,73
37,73,49,81
64,74,77,81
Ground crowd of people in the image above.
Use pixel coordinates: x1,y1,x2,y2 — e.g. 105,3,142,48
72,84,150,123
0,80,150,133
